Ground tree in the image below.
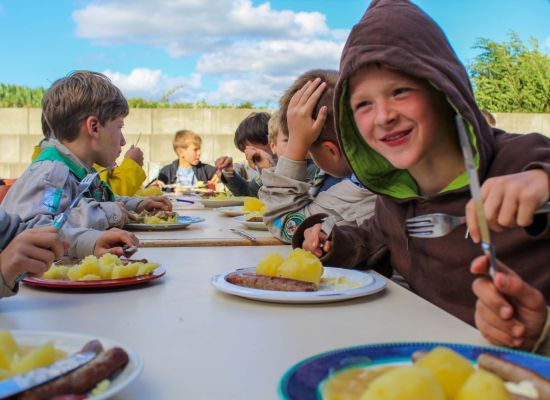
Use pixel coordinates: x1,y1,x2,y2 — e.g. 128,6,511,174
468,32,550,113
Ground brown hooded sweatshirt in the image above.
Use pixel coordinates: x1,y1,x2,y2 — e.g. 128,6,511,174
293,0,550,326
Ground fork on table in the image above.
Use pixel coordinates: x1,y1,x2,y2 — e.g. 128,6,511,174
16,167,111,283
406,202,550,238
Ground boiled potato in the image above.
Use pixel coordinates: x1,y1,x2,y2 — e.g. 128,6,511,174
243,197,267,212
256,253,284,276
277,254,323,286
0,331,19,369
42,265,70,280
360,366,445,400
112,263,139,279
136,262,160,276
11,342,55,375
78,255,101,277
455,369,511,400
79,274,101,281
416,347,474,399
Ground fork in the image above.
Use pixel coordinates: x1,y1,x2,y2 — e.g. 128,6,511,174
407,202,550,238
16,167,111,283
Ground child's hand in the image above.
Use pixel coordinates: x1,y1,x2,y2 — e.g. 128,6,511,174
136,196,172,213
149,180,165,189
215,156,233,173
467,170,550,243
115,202,129,227
0,227,66,288
285,78,328,161
301,223,331,258
93,228,139,257
244,146,274,171
125,145,144,167
471,255,548,350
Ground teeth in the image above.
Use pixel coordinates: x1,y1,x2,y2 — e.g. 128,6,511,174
385,132,407,141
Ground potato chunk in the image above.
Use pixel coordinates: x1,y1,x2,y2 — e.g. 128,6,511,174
256,253,284,276
455,369,511,400
0,331,19,369
11,342,55,375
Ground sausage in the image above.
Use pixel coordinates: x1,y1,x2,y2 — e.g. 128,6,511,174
226,272,318,292
478,353,550,400
19,347,129,400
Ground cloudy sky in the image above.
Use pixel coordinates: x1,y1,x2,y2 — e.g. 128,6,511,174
1,0,549,106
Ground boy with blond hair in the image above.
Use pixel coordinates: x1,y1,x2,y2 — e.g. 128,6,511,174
259,69,376,243
2,71,166,258
295,0,550,354
155,129,218,187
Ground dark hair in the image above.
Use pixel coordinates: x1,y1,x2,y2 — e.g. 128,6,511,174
42,70,129,142
234,112,271,152
278,69,339,144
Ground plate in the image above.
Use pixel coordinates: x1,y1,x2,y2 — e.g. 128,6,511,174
232,215,268,230
124,216,204,231
278,342,550,400
211,267,385,303
200,198,244,208
22,266,166,290
216,206,245,217
6,330,142,400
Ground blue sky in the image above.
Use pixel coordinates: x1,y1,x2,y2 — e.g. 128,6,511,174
0,0,548,105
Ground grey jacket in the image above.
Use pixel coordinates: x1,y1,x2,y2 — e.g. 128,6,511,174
2,139,142,257
0,207,26,298
259,156,376,243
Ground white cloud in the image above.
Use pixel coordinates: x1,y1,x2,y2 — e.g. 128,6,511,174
104,68,201,100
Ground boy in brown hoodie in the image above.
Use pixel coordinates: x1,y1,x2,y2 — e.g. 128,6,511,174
293,0,550,354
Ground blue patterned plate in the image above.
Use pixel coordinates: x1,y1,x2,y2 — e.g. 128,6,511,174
124,216,205,231
279,342,550,399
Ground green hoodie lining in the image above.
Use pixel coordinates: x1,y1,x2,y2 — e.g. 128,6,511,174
339,80,479,199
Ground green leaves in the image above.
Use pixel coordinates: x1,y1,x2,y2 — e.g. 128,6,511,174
469,32,550,113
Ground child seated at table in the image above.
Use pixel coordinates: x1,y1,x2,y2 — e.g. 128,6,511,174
259,70,376,243
2,71,170,254
152,129,218,189
215,112,277,197
0,206,139,298
294,0,550,354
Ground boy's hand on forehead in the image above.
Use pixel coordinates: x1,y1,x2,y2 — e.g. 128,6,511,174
466,170,550,243
285,78,328,162
471,255,548,351
136,196,172,213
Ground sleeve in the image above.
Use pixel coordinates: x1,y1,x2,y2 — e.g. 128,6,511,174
157,163,174,185
0,208,26,250
100,158,146,196
221,170,260,197
204,164,218,181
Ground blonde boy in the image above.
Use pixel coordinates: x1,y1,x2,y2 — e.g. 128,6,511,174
155,130,218,187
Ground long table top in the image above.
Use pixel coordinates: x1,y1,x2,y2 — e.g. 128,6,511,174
0,246,484,399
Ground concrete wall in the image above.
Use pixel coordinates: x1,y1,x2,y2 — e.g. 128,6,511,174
0,108,549,180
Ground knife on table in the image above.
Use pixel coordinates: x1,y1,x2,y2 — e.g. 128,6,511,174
0,351,97,399
455,115,498,277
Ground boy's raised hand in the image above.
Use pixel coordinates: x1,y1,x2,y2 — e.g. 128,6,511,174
466,169,550,243
244,146,274,170
215,156,233,173
471,255,548,351
302,223,331,258
285,78,328,161
125,145,144,167
136,196,172,213
93,228,139,257
0,227,66,288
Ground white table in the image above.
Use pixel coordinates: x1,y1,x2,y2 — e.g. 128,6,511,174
0,246,484,399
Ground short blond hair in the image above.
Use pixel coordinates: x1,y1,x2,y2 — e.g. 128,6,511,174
268,110,285,144
172,130,202,153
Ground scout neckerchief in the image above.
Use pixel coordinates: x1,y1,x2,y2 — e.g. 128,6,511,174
33,146,115,202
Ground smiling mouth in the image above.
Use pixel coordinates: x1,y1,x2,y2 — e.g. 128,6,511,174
382,129,411,142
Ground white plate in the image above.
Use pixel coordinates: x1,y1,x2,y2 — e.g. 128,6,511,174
6,330,142,399
216,206,245,217
124,216,205,231
211,267,386,303
232,215,268,230
200,198,244,208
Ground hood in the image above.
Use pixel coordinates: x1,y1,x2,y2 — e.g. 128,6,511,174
334,0,495,199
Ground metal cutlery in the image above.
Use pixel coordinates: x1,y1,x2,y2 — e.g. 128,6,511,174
319,215,337,249
230,228,257,242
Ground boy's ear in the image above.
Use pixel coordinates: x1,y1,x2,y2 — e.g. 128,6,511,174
85,116,101,138
321,140,342,159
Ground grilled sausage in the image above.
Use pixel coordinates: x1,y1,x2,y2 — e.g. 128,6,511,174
20,347,129,400
226,272,318,292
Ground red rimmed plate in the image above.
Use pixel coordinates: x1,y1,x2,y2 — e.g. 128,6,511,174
22,266,166,289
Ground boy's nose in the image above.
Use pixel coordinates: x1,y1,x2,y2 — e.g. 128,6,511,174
374,101,397,126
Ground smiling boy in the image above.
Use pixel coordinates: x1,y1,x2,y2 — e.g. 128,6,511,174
2,71,168,257
293,0,550,353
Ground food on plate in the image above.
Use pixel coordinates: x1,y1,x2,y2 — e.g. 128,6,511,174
210,192,240,200
42,254,160,281
321,346,549,400
226,249,324,292
243,197,267,212
16,339,129,400
244,211,264,222
134,186,163,197
128,210,178,224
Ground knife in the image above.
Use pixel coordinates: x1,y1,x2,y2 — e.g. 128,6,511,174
455,115,497,277
0,351,97,399
230,228,257,242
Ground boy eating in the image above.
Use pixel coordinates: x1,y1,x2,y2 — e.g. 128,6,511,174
294,0,550,353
